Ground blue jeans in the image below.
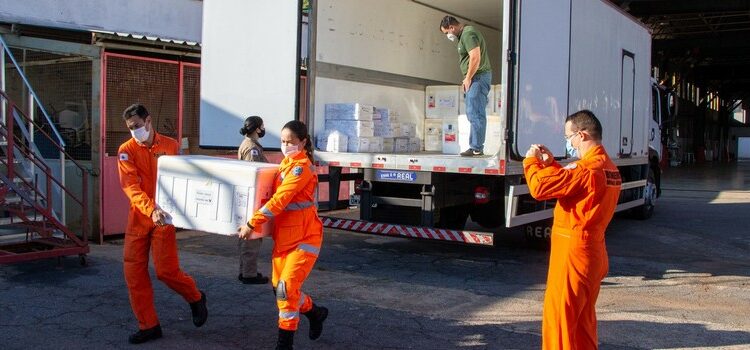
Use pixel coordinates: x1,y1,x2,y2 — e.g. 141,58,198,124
465,71,492,151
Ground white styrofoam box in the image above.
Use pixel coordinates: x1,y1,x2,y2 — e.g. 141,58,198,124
156,155,278,236
348,137,370,152
484,114,503,155
382,138,395,153
394,137,409,153
399,122,417,138
368,137,384,153
459,84,496,115
325,103,374,120
425,85,460,119
408,137,421,153
325,120,374,137
316,129,348,152
442,115,502,155
424,119,443,152
493,84,503,113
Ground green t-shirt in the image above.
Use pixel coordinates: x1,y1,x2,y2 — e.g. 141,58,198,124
457,26,491,77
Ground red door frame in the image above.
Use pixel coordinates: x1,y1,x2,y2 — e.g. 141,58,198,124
100,52,199,237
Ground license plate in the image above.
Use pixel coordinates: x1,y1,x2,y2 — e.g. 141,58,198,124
376,170,417,182
349,194,360,207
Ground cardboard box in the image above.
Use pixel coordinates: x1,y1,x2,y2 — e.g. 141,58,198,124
347,137,370,152
408,137,421,153
394,137,409,153
368,137,384,153
325,103,374,120
399,123,417,138
382,137,395,153
425,85,460,119
325,120,374,137
156,155,278,236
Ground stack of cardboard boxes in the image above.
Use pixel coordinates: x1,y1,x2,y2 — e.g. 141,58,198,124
318,103,421,153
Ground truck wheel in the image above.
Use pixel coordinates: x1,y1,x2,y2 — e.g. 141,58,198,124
438,205,469,230
523,219,552,250
470,200,504,228
631,168,656,220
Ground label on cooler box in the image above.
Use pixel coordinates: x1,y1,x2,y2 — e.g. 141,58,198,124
195,188,214,205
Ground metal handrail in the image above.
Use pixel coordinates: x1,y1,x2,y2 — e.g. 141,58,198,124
1,34,72,223
1,92,89,242
0,34,65,146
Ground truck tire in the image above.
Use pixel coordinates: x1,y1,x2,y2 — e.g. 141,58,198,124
631,167,656,220
438,205,470,230
470,200,504,228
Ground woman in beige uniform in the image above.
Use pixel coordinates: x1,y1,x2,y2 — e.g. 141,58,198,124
237,116,269,284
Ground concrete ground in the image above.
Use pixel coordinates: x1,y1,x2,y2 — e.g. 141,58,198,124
1,162,749,349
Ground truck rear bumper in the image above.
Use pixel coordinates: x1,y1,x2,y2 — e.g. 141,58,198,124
320,215,494,246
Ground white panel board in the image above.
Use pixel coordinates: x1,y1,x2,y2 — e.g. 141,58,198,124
200,0,299,148
0,0,202,42
514,0,571,158
313,77,425,140
568,0,651,159
316,0,502,84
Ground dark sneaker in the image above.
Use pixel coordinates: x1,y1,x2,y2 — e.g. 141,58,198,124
238,273,269,285
460,149,484,157
303,304,329,340
128,324,162,344
189,291,208,327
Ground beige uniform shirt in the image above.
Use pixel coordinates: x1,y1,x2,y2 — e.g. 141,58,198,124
238,136,268,162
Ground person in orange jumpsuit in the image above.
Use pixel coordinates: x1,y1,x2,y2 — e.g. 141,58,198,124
238,120,328,350
118,103,207,344
523,110,622,349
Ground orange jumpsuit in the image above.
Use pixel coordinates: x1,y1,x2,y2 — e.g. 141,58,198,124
248,151,323,331
118,132,202,330
523,145,621,350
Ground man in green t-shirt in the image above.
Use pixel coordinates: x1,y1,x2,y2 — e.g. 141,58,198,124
440,16,492,157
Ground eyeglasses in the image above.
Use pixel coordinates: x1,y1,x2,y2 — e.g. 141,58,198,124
564,132,578,141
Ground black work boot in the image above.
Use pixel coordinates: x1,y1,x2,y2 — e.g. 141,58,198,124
275,328,295,350
128,324,162,344
189,290,208,327
302,304,329,340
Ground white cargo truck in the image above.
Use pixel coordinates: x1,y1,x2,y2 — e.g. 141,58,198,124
199,0,671,246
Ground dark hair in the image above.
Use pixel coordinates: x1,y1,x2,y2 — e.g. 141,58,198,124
123,103,149,121
440,16,460,30
240,115,263,136
566,110,603,140
282,120,313,162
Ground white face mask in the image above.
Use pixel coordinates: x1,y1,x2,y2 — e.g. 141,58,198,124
446,33,458,42
281,143,301,157
131,125,150,143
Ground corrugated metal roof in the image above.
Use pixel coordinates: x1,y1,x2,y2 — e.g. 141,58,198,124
91,30,200,47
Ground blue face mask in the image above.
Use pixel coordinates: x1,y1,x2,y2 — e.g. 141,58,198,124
565,138,578,158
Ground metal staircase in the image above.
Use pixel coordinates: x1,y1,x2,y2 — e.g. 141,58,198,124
0,34,89,264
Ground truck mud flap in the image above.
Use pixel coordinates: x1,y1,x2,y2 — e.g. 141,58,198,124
320,216,493,246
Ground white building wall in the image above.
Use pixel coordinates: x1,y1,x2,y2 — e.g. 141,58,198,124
0,0,202,42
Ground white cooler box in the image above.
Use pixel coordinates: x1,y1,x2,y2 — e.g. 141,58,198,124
156,155,279,236
442,115,501,155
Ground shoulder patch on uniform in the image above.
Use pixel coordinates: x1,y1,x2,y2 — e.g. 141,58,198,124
563,162,577,170
119,153,129,161
250,149,260,156
292,166,303,176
